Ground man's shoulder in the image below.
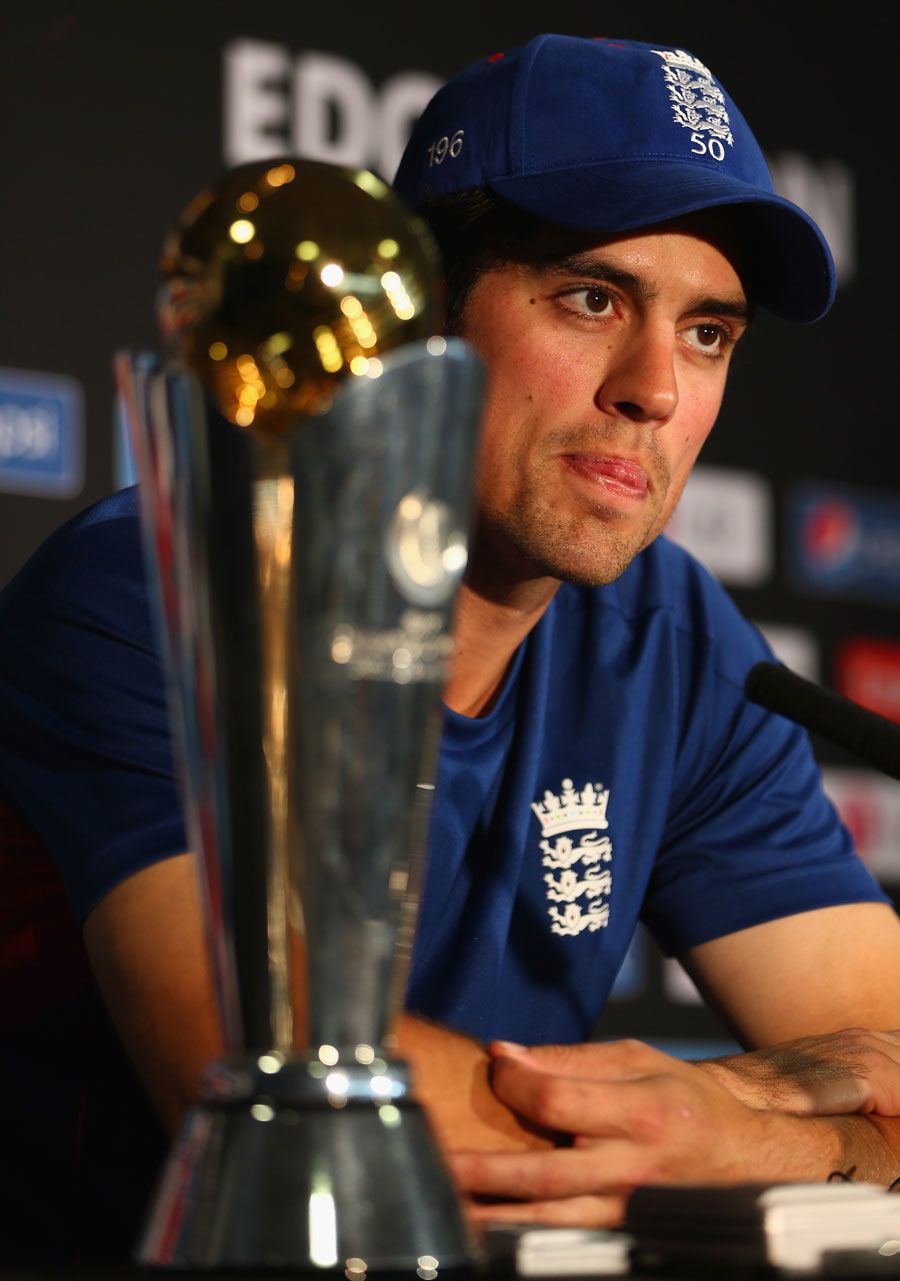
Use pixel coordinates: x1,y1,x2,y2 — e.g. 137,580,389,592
1,486,144,612
0,485,151,672
24,483,141,561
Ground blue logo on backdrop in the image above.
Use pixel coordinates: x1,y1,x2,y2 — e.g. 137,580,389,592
786,483,900,605
0,367,83,497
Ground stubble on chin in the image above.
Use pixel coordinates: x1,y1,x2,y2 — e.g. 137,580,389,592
483,456,669,588
500,499,658,587
499,427,679,586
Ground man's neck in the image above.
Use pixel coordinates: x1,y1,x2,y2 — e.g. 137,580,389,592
443,572,559,718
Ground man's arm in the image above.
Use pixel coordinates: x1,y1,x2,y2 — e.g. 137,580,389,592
453,1039,900,1227
679,902,900,1047
86,864,900,1227
396,783,900,1198
82,853,223,1136
83,853,552,1154
449,902,900,1224
684,902,900,1149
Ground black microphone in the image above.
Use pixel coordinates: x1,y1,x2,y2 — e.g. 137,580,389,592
744,661,900,782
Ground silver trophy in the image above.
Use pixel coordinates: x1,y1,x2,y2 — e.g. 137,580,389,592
116,158,484,1273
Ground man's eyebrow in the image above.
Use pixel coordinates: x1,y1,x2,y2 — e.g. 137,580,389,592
532,252,751,321
535,253,653,297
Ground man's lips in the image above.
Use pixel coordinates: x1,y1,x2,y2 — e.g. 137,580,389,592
561,453,650,499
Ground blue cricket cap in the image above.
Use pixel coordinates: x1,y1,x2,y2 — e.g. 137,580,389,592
393,34,836,322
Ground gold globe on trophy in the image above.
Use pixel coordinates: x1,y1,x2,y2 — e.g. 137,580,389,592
157,158,443,432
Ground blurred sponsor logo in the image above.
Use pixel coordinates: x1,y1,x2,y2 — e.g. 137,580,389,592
769,151,855,286
787,484,900,604
836,638,900,724
822,767,900,882
0,367,83,497
802,496,860,568
754,623,820,683
223,40,441,182
665,465,772,586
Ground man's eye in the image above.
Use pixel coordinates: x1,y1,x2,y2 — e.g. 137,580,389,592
696,324,722,347
564,286,615,316
583,287,613,314
686,323,728,354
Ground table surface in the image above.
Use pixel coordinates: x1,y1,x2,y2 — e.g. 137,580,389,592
2,1235,898,1280
2,1260,900,1280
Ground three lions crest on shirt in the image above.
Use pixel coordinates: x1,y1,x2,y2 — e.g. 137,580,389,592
531,779,613,936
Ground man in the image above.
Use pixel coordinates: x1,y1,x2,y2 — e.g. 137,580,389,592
1,31,900,1264
384,33,900,1221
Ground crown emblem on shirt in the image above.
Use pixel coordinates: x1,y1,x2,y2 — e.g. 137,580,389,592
531,778,614,938
530,778,610,837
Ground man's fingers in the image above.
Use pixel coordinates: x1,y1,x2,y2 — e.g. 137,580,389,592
470,1194,626,1228
488,1053,676,1136
450,1145,638,1201
489,1038,665,1081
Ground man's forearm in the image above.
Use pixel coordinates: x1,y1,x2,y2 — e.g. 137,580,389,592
699,1036,900,1183
396,1020,900,1183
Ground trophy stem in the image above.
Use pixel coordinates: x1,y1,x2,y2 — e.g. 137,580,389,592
251,457,303,1052
386,718,443,1029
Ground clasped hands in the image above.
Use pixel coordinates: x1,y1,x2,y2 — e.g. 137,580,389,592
439,1031,900,1227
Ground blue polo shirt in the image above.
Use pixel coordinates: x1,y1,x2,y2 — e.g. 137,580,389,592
0,486,886,1263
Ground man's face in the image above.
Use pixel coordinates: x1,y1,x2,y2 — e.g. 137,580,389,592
459,218,749,588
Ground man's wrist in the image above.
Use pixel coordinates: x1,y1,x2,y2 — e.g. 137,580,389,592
737,1106,844,1183
832,1114,900,1184
734,1098,900,1185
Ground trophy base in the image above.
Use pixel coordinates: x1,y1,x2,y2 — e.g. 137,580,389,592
138,1053,481,1274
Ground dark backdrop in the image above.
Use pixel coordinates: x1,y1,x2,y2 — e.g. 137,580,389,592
1,1,898,1051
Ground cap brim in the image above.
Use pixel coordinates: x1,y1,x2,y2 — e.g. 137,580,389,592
492,160,836,323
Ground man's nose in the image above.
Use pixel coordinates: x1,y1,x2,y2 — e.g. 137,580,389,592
595,326,678,425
